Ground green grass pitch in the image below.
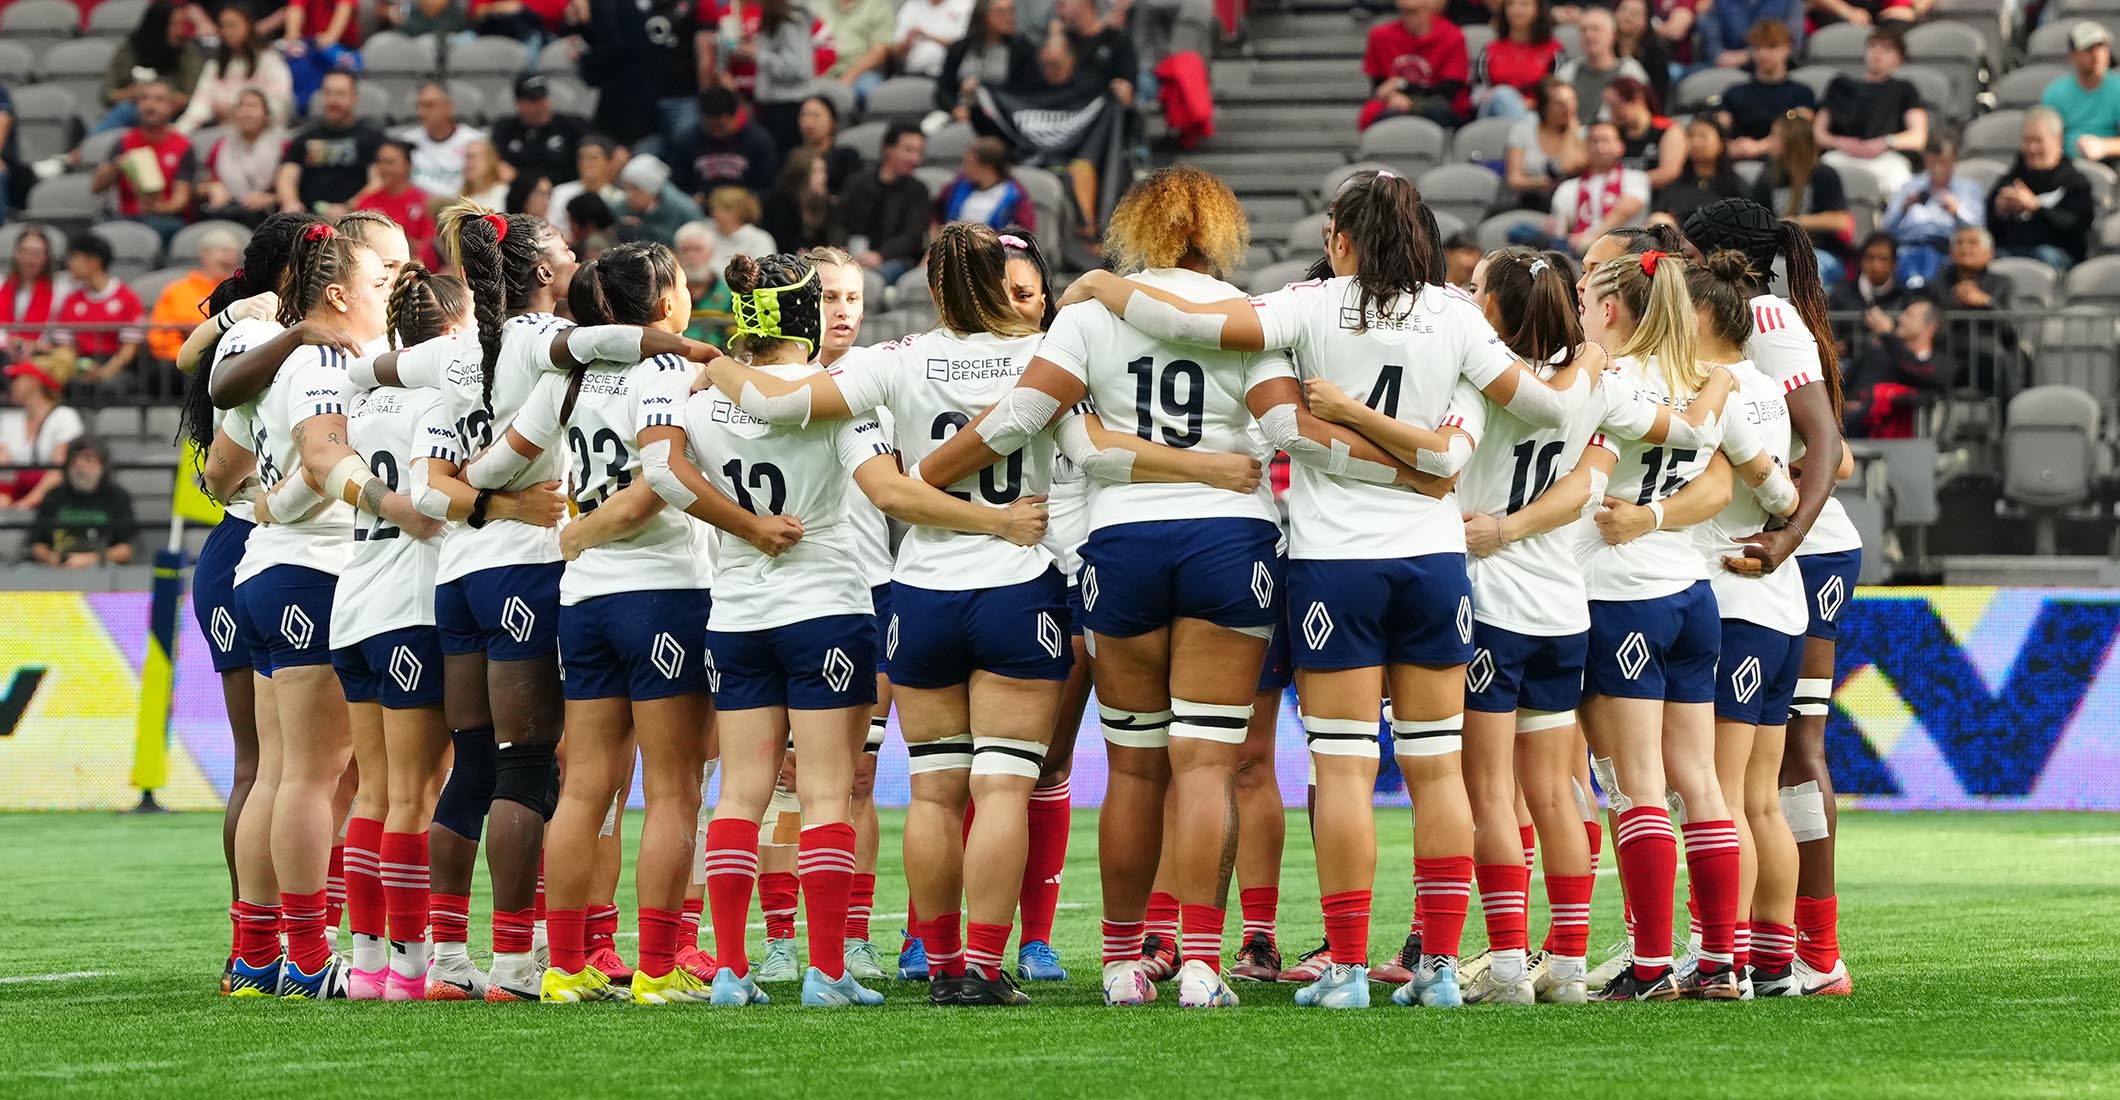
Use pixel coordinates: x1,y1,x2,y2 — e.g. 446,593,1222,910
3,810,2118,1098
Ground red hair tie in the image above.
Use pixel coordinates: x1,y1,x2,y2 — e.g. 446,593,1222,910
484,213,509,241
231,266,246,281
303,223,335,243
1640,250,1665,276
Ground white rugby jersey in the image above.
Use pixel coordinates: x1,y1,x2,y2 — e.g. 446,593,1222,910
1247,277,1517,561
1039,270,1289,534
206,316,283,525
331,386,449,646
233,341,364,585
1042,453,1089,581
828,329,1056,591
1584,354,1716,602
844,405,897,588
1698,361,1808,635
379,315,568,583
1457,363,1602,636
688,363,891,630
1746,294,1861,557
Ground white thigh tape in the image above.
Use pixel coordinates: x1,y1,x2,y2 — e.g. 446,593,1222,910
1171,699,1252,745
907,735,974,774
1303,714,1381,759
599,790,622,837
1391,713,1464,758
1516,708,1575,734
866,716,888,750
1100,706,1173,749
972,736,1048,778
1591,755,1628,813
1790,678,1831,719
1306,754,1318,785
1780,780,1830,842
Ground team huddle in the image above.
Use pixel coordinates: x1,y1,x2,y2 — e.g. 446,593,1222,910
178,165,1857,1011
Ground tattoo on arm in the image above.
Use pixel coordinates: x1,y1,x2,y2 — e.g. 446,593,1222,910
358,477,387,515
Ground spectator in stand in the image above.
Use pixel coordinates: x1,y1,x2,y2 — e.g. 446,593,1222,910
175,5,294,134
1612,0,1671,111
673,220,736,345
1700,0,1803,69
1925,226,2022,400
1652,116,1747,227
795,95,864,190
393,82,486,198
1841,298,1948,439
549,134,627,243
825,0,900,104
1717,20,1812,160
1360,0,1470,129
762,147,843,251
1546,121,1649,252
1815,26,1928,195
1831,232,1917,315
0,361,82,511
617,155,708,246
93,82,196,247
94,3,204,136
1809,0,1929,29
937,0,1037,119
1471,0,1563,121
53,238,147,400
835,122,929,282
731,0,839,149
1056,0,1137,105
1651,0,1697,70
1504,76,1587,210
200,90,286,226
1988,106,2096,271
2044,23,2120,161
896,0,975,79
284,0,362,51
566,193,620,257
30,440,137,568
1443,230,1481,287
1752,109,1852,283
1882,132,1983,285
1605,76,1683,189
641,0,717,156
275,70,384,217
491,76,590,199
468,0,558,42
459,139,512,210
1,228,64,361
1556,9,1647,123
674,86,782,201
571,0,659,148
0,84,18,224
704,185,780,260
719,0,839,102
379,0,471,37
936,136,1037,229
1133,0,1218,82
353,140,441,266
146,227,238,364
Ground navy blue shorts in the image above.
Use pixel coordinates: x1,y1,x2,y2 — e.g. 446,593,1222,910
561,588,712,702
1797,549,1860,642
1465,621,1588,715
1078,518,1283,637
1585,581,1720,704
1287,554,1474,671
887,569,1073,689
236,564,338,673
436,561,563,662
193,517,257,674
870,584,894,672
332,626,447,709
708,613,877,711
1714,619,1806,726
1064,581,1085,637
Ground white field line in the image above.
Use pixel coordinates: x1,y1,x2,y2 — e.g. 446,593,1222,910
0,970,112,984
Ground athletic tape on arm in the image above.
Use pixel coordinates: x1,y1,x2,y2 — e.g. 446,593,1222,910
1584,467,1609,513
262,472,326,521
640,438,698,510
1503,372,1568,428
1415,433,1474,477
1262,403,1398,485
565,325,646,366
409,460,452,521
737,380,814,427
1055,413,1136,483
1121,289,1226,347
322,454,371,508
1755,463,1799,516
974,387,1061,455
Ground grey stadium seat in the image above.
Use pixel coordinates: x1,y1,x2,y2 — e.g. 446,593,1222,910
543,76,597,120
127,266,193,314
1451,116,1515,167
1317,160,1398,206
9,84,79,164
1904,23,1987,100
446,34,529,77
2030,18,2120,62
836,120,888,163
355,80,396,125
0,223,67,266
1789,65,1839,102
1988,256,2059,308
445,79,489,125
1962,110,2022,163
1675,67,1746,112
912,164,953,200
87,0,149,35
864,76,936,125
1461,24,1494,60
90,221,164,281
2097,211,2120,254
1356,116,1447,171
810,80,855,123
1013,166,1069,263
1953,156,2009,198
1475,209,1548,252
537,37,583,76
2062,253,2120,310
75,126,124,168
1246,259,1313,295
1805,23,1871,72
0,40,32,84
1994,64,2066,111
2003,386,2105,521
893,265,932,303
25,173,99,223
1287,211,1329,252
1416,163,1501,230
2034,312,2120,403
1896,64,1958,122
169,220,253,266
2078,158,2118,211
923,120,974,166
362,31,442,76
0,0,80,53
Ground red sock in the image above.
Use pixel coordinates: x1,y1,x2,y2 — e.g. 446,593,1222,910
1320,889,1371,966
639,907,681,978
846,873,876,943
798,822,857,980
1239,885,1279,945
587,903,620,953
964,920,1013,980
1734,921,1752,971
430,893,470,947
1475,863,1530,953
548,908,587,973
1145,890,1180,946
1688,890,1702,940
1178,903,1224,967
1752,920,1797,970
324,844,346,932
1615,806,1678,977
1019,780,1071,945
227,903,241,960
704,818,760,977
904,897,921,946
1101,919,1145,966
1794,895,1841,971
282,889,331,972
534,856,547,922
1543,873,1595,957
1413,856,1473,957
1682,820,1740,968
232,900,281,967
343,817,385,941
758,871,799,941
1585,819,1602,875
680,897,704,946
923,911,965,978
378,830,429,945
492,907,535,955
1518,824,1536,871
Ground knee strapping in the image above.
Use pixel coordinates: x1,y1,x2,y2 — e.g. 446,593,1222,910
1590,755,1628,813
907,734,973,774
1100,705,1173,749
1790,677,1831,719
1302,714,1380,758
1665,788,1688,826
972,736,1047,778
1780,780,1830,842
599,790,623,837
1171,699,1251,745
1390,713,1464,758
1516,708,1574,734
492,740,559,820
866,715,888,752
433,726,497,840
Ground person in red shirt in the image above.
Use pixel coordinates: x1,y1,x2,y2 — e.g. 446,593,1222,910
89,81,197,246
282,0,362,49
352,140,441,269
1471,0,1564,119
51,236,146,392
1360,0,1470,130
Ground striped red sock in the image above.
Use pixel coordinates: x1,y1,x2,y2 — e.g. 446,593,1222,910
1752,921,1797,970
965,921,1013,980
1178,903,1224,967
492,907,535,955
1518,824,1537,871
1413,856,1474,957
534,856,546,922
1239,886,1279,946
679,897,703,945
430,893,470,946
846,873,876,942
1476,863,1530,953
324,844,345,932
587,903,620,953
343,817,385,941
282,889,331,972
1019,780,1071,945
704,818,760,977
758,871,799,941
1101,919,1145,966
798,822,857,980
1794,895,1841,971
232,900,281,967
379,830,429,945
638,907,681,978
1734,921,1752,971
1543,873,1594,957
1321,889,1370,966
1682,820,1741,967
1585,819,1602,874
548,908,587,973
1615,806,1678,978
923,911,965,978
1146,891,1181,947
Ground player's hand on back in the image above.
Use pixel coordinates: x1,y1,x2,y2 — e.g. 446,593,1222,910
746,513,805,557
1594,496,1654,546
996,495,1049,546
507,481,567,529
1205,451,1263,495
1303,378,1361,424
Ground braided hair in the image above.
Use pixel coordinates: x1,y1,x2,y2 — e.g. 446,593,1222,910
438,198,552,426
998,226,1056,330
386,263,472,349
726,251,823,362
178,211,326,457
1683,196,1841,414
930,221,1041,339
277,223,363,328
1323,171,1436,330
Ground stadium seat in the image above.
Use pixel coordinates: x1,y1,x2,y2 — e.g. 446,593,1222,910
1014,167,1068,265
912,164,953,200
1994,63,2066,111
864,76,935,125
90,222,163,281
0,0,80,53
2079,159,2119,212
893,264,932,303
1246,259,1312,295
1356,116,1447,171
2030,17,2120,62
1450,116,1514,168
811,80,855,123
24,172,98,224
862,266,887,312
1805,23,1871,74
1475,209,1547,252
0,40,35,84
1241,243,1277,274
127,266,193,316
2097,211,2120,254
1962,110,2022,162
1675,67,1746,112
1954,156,2009,197
2034,312,2120,408
1790,65,1839,102
924,120,974,166
1286,211,1329,252
360,30,441,77
835,119,888,162
1897,64,1960,123
2055,0,2120,15
39,37,118,114
355,80,395,125
546,76,597,119
2003,385,2106,553
1905,22,1989,102
9,83,79,164
445,79,489,124
2062,254,2120,310
75,126,123,168
536,36,582,76
1317,160,1398,207
1431,208,1467,241
1461,23,1494,60
1416,163,1501,230
446,35,530,105
87,0,149,35
1989,255,2059,307
1553,23,1582,59
169,220,252,265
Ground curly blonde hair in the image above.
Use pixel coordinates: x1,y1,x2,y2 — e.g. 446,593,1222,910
1103,166,1250,280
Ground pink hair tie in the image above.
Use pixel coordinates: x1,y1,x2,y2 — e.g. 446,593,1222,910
998,234,1029,250
484,213,509,241
303,223,335,243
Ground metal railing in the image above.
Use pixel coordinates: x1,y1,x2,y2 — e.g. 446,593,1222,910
1825,307,2120,444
